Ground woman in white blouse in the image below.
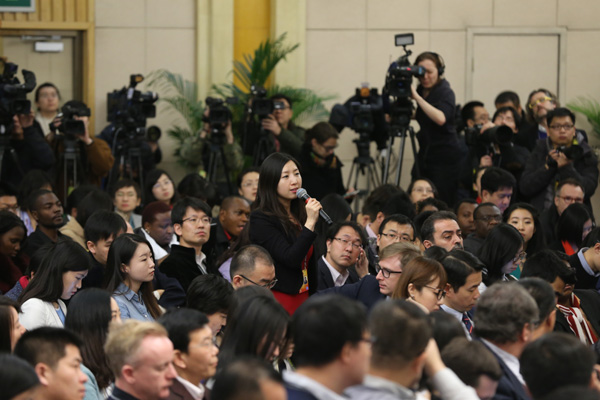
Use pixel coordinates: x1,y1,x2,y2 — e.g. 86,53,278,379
19,238,89,330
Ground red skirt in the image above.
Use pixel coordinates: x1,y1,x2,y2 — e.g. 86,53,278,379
272,290,309,315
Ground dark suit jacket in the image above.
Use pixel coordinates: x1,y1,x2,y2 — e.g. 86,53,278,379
554,289,600,337
568,251,600,291
316,256,360,291
159,245,206,293
167,378,198,400
22,228,62,259
478,340,531,400
249,210,317,295
316,275,385,312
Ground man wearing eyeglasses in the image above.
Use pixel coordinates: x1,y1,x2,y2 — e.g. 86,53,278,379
521,108,598,212
317,222,368,291
230,244,277,290
317,242,421,311
377,214,417,250
540,178,586,246
464,203,502,255
160,197,213,292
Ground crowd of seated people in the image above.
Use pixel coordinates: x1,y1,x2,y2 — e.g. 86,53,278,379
2,73,600,400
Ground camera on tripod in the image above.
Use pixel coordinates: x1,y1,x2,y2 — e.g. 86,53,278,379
50,101,91,139
203,96,236,145
0,61,36,131
106,74,159,145
249,84,285,119
385,33,424,99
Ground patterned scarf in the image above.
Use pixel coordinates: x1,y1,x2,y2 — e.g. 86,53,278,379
556,293,598,345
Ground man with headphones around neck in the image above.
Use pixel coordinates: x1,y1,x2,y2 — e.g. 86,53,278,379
411,51,466,207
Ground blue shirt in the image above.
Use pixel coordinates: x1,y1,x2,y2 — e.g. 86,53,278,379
112,282,155,322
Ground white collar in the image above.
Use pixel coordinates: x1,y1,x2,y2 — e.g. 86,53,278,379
176,376,205,400
322,256,350,287
283,370,346,400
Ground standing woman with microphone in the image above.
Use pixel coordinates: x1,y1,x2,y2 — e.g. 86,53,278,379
411,52,464,206
248,153,322,315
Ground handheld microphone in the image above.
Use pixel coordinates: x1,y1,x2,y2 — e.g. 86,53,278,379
296,188,333,225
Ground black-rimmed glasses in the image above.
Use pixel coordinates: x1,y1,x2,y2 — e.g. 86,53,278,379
240,274,278,289
375,264,402,278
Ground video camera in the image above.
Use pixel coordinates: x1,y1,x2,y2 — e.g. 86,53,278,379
385,34,424,99
249,84,286,119
50,101,91,139
106,74,159,144
0,61,36,131
203,96,237,145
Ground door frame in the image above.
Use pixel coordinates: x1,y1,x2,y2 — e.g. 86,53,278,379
465,27,567,105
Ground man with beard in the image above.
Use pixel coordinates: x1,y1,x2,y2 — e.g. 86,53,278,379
421,211,464,252
22,189,64,258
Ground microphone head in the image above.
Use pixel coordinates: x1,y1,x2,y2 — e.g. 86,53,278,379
296,188,308,199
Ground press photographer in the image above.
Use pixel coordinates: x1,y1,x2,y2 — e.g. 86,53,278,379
0,61,54,188
520,107,598,210
241,86,305,163
464,103,530,182
179,96,243,196
49,100,114,203
410,50,465,206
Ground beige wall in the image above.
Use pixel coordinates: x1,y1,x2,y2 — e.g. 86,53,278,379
306,0,600,213
95,0,196,182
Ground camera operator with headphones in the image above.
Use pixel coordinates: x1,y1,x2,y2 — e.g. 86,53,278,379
411,52,465,206
520,107,598,211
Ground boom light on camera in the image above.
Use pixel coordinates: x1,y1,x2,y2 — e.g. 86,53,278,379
105,74,161,199
382,33,424,186
0,61,36,180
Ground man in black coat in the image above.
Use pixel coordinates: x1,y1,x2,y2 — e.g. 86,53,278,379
160,197,213,292
568,228,600,291
520,108,598,211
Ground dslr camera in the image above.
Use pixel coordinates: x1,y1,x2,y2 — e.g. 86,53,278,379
546,143,584,168
465,124,513,159
0,61,36,131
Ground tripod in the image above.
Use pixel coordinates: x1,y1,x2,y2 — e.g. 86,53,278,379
107,127,146,201
205,132,233,196
252,127,274,167
59,137,84,203
382,99,419,187
346,134,381,213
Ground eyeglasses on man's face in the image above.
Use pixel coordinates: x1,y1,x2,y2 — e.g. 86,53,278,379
375,263,402,279
333,237,363,250
240,274,278,289
182,215,212,226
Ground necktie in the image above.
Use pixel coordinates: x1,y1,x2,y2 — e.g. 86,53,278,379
462,313,473,334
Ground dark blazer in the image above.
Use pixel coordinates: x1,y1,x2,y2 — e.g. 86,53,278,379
316,256,360,291
248,210,317,295
568,251,600,291
478,340,531,400
167,378,197,400
159,245,206,293
22,228,62,259
153,269,186,309
316,275,385,312
554,289,600,337
203,220,232,269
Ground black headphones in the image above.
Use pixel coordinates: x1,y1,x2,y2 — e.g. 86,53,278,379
429,52,446,76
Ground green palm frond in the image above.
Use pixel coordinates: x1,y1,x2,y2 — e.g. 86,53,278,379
567,96,600,138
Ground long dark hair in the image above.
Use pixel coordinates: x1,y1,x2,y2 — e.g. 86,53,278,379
64,289,114,390
557,203,593,249
0,296,20,353
504,202,545,256
144,169,179,206
478,223,523,286
218,295,289,371
253,153,307,235
19,238,90,304
103,234,162,319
